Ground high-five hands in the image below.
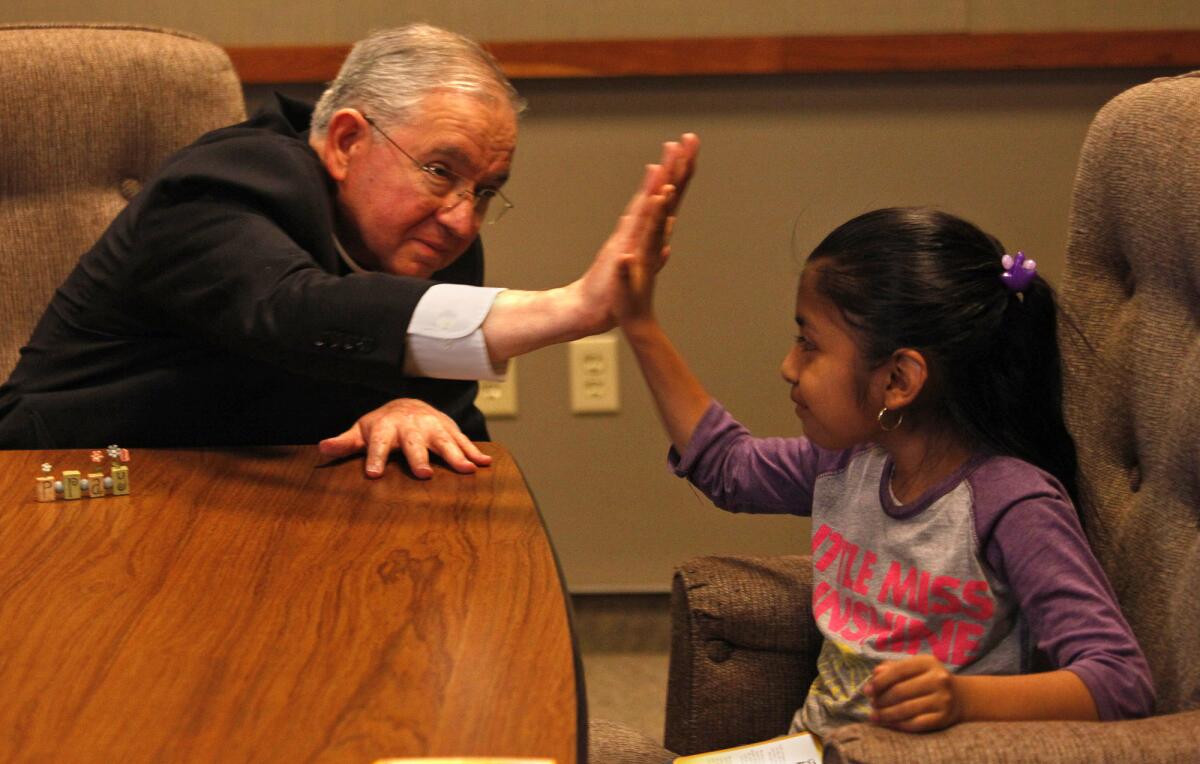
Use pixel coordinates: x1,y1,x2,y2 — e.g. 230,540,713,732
613,135,699,326
576,134,700,334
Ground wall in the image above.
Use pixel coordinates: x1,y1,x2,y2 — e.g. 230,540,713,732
4,1,1195,589
4,1,1199,42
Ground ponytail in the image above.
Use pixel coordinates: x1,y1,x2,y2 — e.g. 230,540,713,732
944,277,1080,509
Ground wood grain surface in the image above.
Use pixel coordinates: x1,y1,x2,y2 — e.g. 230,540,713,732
226,30,1200,83
0,445,579,763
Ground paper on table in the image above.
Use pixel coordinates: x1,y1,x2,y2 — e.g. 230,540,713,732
374,759,555,763
673,732,822,764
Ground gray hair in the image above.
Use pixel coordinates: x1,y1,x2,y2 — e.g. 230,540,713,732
311,23,525,137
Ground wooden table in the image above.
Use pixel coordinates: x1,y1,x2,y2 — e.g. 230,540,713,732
0,444,583,763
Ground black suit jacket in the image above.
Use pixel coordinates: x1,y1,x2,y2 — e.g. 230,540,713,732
0,95,488,448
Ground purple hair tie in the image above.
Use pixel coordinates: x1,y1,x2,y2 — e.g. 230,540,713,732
1001,251,1037,293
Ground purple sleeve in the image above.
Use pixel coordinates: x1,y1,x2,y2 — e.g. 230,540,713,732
971,459,1155,720
668,401,844,516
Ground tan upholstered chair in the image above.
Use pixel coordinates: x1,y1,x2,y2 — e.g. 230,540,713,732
0,23,245,380
662,71,1200,762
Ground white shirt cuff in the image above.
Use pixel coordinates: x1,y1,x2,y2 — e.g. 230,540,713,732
404,284,507,381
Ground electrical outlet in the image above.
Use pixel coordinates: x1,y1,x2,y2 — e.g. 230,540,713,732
475,359,518,418
569,334,619,413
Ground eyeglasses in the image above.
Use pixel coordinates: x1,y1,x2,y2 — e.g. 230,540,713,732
361,113,514,225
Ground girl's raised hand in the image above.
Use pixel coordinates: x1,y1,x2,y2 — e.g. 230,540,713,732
609,136,710,453
613,176,673,326
660,133,700,259
864,654,964,732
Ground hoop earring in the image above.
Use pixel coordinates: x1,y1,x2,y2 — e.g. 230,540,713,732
877,406,904,432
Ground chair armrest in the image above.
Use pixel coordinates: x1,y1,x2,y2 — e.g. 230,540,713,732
664,555,822,755
823,709,1200,763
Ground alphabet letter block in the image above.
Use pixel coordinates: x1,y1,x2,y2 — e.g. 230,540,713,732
36,476,56,502
62,470,82,500
111,465,130,495
88,472,106,498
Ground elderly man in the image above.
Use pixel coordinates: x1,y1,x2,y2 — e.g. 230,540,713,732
0,24,696,477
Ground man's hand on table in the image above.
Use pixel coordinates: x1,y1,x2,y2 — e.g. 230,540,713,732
318,398,492,479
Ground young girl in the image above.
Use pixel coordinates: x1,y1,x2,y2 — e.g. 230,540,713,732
616,206,1153,737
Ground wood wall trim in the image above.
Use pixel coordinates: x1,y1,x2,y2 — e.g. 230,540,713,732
227,30,1200,84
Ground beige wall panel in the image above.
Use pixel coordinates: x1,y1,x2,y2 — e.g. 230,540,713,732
966,1,1200,31
2,1,1197,44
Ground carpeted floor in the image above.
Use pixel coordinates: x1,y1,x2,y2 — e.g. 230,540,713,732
572,593,672,744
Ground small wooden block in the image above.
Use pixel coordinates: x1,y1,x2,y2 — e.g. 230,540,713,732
110,465,130,495
88,472,105,498
36,476,56,502
62,470,82,500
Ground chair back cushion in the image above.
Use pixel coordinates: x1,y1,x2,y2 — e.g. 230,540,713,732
0,23,245,379
1060,71,1200,714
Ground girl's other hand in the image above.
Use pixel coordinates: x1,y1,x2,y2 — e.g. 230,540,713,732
864,654,964,732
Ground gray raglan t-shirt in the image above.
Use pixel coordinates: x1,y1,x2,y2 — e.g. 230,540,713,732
670,402,1154,736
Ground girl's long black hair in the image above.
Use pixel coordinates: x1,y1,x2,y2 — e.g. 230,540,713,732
807,207,1080,510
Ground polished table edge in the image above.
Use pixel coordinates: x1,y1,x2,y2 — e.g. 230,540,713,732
495,446,589,764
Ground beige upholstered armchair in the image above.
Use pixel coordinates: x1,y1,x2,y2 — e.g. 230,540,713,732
0,24,245,380
663,72,1200,763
